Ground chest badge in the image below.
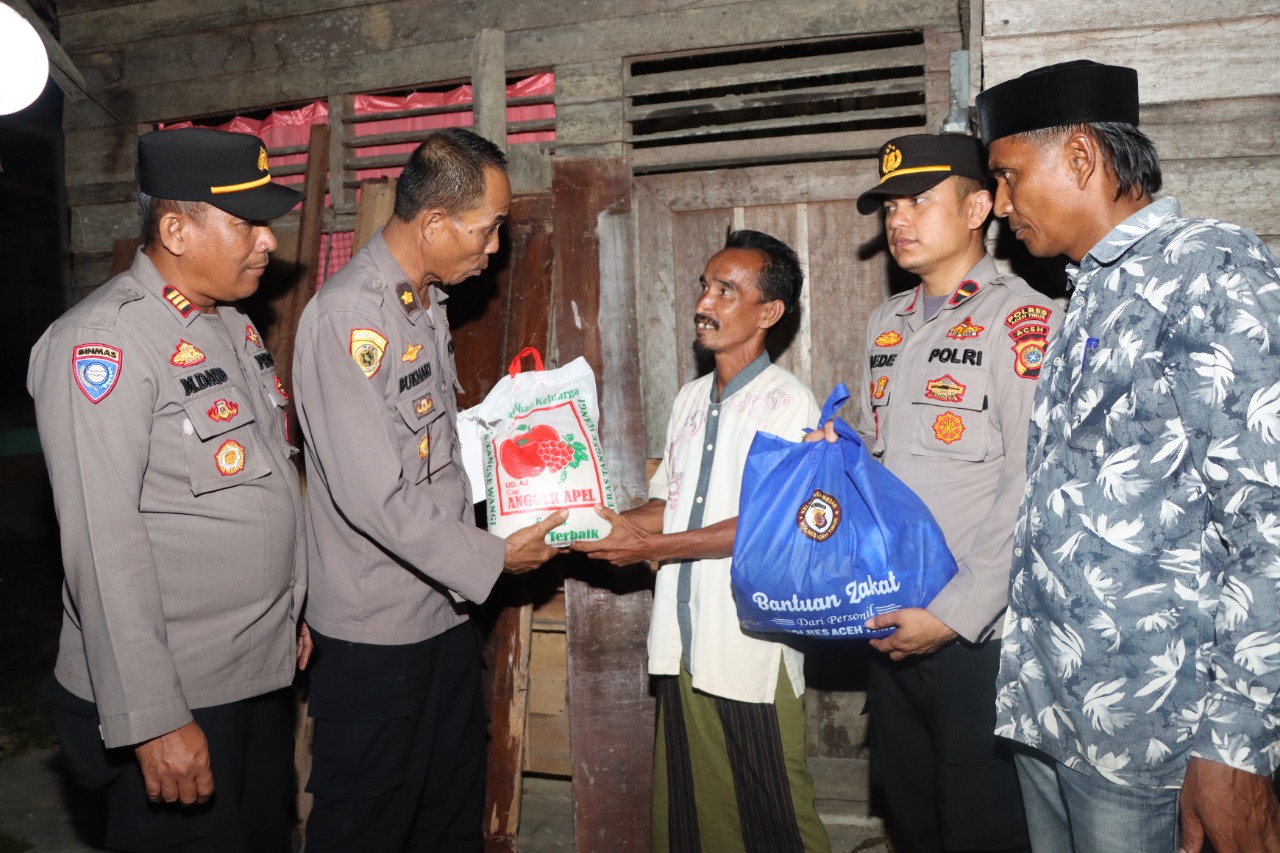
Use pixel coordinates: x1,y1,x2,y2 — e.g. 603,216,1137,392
797,489,842,542
418,434,431,460
73,343,122,404
925,374,967,403
215,439,246,476
402,343,423,362
932,411,965,445
170,340,206,367
274,376,289,401
207,398,240,422
414,395,434,418
874,330,903,348
870,376,889,401
946,316,984,341
349,328,389,378
245,325,263,347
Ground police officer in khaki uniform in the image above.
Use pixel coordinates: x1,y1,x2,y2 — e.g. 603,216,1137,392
29,128,308,852
292,128,564,851
852,134,1058,853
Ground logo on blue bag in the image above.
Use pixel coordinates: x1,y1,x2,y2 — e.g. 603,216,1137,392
796,489,841,542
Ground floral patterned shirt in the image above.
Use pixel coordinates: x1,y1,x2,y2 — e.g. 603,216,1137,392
995,198,1280,788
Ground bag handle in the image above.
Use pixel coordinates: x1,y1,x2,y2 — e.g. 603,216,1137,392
507,347,545,377
814,383,861,444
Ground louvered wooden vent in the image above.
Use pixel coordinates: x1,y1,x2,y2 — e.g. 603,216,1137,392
626,32,926,173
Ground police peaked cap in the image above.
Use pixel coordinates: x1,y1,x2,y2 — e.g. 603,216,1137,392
856,134,991,215
976,60,1140,145
137,127,304,221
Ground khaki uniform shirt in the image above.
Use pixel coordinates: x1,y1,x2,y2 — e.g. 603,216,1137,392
855,255,1059,641
293,230,505,646
28,249,305,748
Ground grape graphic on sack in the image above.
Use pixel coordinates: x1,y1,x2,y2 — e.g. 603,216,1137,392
499,423,591,483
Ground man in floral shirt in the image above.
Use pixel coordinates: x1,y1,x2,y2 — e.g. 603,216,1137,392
977,61,1280,853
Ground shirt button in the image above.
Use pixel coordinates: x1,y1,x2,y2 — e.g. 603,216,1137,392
1014,547,1023,557
706,443,714,451
1075,297,1084,306
1054,357,1063,366
695,496,703,504
711,410,719,417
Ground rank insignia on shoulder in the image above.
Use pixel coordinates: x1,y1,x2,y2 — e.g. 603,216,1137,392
932,411,965,444
349,328,389,378
414,394,434,418
215,439,246,476
946,316,984,340
170,340,206,367
1011,333,1048,380
925,374,966,403
948,279,980,306
162,285,195,317
274,376,289,401
402,343,423,362
1005,304,1052,328
418,434,430,460
874,330,903,347
73,343,122,404
246,325,263,347
396,282,418,314
207,398,240,422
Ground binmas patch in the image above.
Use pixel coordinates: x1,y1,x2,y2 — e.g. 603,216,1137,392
170,340,206,367
874,330,903,348
73,343,122,403
924,374,966,403
946,316,984,341
932,411,965,445
349,328,389,378
215,439,246,476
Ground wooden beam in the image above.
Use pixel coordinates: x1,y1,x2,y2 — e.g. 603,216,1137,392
352,178,396,253
472,28,508,155
552,157,654,851
984,0,1279,39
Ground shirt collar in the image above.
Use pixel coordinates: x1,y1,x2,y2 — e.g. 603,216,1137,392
895,254,1000,316
133,249,201,328
369,228,449,328
1074,197,1182,277
710,349,771,404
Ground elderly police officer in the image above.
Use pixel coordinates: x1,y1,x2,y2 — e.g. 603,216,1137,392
848,133,1058,853
292,127,564,851
29,128,308,852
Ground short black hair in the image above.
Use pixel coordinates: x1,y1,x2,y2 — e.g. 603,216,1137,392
723,229,804,315
393,128,508,221
138,192,206,247
1017,121,1162,201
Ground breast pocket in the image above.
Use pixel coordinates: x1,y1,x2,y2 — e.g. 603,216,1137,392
395,389,454,484
181,388,271,495
910,368,991,463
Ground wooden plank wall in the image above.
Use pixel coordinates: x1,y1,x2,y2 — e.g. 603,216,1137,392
982,1,1280,250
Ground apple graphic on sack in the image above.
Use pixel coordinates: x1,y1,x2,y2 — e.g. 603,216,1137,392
498,424,562,479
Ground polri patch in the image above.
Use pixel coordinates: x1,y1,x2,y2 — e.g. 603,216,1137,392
1011,333,1047,380
163,285,195,317
946,316,984,341
932,411,965,445
246,325,263,348
925,374,966,403
874,330,903,347
402,343,423,362
170,340,206,367
215,439,246,476
349,328,389,378
1005,304,1052,328
948,279,980,306
796,489,841,542
207,398,240,423
73,343,122,404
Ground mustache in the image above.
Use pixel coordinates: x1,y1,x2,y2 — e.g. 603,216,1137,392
695,313,719,329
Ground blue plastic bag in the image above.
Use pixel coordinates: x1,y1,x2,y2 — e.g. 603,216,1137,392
730,384,957,639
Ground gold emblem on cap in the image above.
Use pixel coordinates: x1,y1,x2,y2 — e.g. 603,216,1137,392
882,144,903,176
258,146,269,172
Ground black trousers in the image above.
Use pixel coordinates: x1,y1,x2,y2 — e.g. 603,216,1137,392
867,639,1029,853
44,678,295,853
304,623,486,853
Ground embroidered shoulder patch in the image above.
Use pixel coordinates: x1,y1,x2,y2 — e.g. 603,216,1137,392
1005,304,1052,328
170,340,206,367
73,343,122,403
1011,332,1048,380
925,374,966,403
162,285,195,317
932,411,965,444
349,329,389,378
246,325,263,347
946,316,984,341
874,330,903,348
215,439,246,476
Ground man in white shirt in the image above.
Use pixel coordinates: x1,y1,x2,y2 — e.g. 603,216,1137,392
574,230,827,853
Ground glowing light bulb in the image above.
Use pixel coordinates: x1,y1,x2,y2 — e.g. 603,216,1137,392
0,4,50,116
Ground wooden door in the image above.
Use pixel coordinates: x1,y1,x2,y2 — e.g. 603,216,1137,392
634,158,889,808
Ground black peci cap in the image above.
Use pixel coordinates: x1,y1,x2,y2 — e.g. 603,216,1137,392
976,60,1140,146
856,134,990,215
137,128,304,221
